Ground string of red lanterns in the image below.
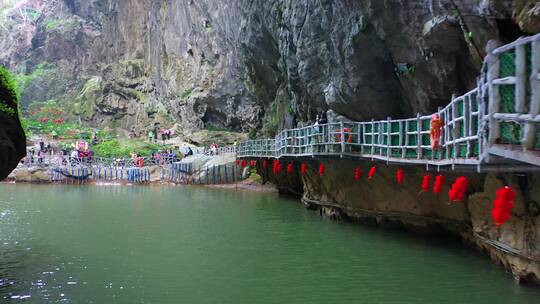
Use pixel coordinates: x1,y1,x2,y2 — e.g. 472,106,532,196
235,159,520,229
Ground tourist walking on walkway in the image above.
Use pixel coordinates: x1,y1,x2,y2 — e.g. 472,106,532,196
70,150,78,164
38,150,45,165
210,143,218,156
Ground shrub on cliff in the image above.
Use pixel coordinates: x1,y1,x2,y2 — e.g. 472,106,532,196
93,139,169,158
0,66,19,116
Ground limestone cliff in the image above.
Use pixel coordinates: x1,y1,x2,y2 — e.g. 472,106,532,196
1,0,538,137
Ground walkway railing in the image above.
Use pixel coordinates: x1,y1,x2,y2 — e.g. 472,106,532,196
237,34,540,169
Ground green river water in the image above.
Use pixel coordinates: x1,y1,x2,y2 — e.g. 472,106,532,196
0,184,539,303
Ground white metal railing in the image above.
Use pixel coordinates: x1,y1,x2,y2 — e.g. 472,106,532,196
237,34,540,168
203,145,236,156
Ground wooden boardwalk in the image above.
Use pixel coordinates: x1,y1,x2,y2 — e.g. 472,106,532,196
237,34,540,171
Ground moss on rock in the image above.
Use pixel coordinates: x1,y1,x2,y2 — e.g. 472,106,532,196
0,66,19,116
73,76,102,120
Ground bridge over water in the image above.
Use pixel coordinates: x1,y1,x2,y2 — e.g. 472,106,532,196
237,34,540,171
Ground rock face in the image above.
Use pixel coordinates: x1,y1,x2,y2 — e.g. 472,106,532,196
179,153,240,183
260,160,540,285
0,67,26,181
0,112,26,180
1,0,537,137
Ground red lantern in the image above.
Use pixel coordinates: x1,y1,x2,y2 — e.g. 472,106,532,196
277,163,283,174
496,186,516,203
236,160,240,166
354,167,362,181
263,160,268,169
491,208,511,227
251,160,257,167
490,186,516,227
287,163,293,175
493,198,515,211
448,176,469,202
433,174,445,194
242,160,248,167
396,169,404,185
301,163,307,176
368,166,377,179
319,164,325,177
421,174,432,192
273,160,279,174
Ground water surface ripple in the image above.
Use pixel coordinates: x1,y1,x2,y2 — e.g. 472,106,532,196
0,184,539,303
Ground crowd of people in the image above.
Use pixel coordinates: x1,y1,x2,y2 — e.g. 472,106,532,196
20,126,233,169
22,138,95,167
147,127,174,143
23,140,53,165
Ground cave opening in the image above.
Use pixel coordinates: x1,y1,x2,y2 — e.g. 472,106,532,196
496,19,530,44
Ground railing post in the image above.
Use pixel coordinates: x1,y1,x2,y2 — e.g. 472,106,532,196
524,39,540,149
357,122,361,155
416,113,422,159
371,119,375,156
487,46,501,145
360,123,365,155
515,44,527,113
399,121,402,158
451,94,457,160
386,117,391,160
340,121,345,154
465,94,471,158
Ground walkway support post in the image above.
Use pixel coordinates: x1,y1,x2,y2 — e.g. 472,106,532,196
515,44,527,113
487,44,501,146
386,117,391,162
416,113,422,159
371,119,375,156
524,39,540,149
340,121,345,154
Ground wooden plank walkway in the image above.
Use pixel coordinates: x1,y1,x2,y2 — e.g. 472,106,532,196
237,34,540,170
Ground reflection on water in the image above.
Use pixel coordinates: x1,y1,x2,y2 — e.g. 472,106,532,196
0,184,539,303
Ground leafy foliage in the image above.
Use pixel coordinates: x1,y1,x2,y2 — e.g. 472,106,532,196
44,17,77,32
25,100,115,140
179,88,193,100
92,139,169,158
13,62,55,93
0,65,19,116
